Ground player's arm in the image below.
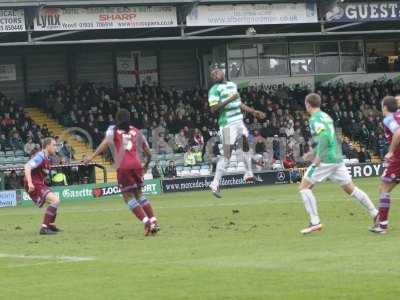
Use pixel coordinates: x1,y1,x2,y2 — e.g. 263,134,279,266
240,103,266,120
85,127,113,164
387,128,400,159
24,164,34,192
308,122,326,166
24,153,44,192
141,133,152,173
384,116,400,160
85,138,110,163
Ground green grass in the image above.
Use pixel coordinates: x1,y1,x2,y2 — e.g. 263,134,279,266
1,178,400,300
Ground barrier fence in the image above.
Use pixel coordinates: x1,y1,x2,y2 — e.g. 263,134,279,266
0,163,384,208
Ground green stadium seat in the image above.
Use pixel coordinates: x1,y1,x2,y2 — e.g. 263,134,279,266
15,150,24,156
5,151,14,157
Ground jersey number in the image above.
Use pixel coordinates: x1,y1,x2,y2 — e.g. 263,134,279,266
122,134,133,151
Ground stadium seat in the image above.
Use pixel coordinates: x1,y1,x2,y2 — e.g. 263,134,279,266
190,169,200,175
237,162,245,172
200,169,211,176
15,150,24,156
5,151,14,157
174,153,183,159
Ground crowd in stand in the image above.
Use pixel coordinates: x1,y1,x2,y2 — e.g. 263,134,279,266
0,91,78,188
30,79,400,174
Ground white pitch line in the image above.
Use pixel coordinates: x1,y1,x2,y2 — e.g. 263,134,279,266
0,196,394,217
0,253,94,262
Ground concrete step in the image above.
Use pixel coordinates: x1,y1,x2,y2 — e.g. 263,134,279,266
26,107,117,183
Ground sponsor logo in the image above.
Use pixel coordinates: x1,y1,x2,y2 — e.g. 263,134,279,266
0,190,17,208
277,172,286,182
162,171,289,193
92,186,121,197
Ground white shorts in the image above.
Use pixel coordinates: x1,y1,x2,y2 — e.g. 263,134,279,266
304,163,352,186
219,120,248,146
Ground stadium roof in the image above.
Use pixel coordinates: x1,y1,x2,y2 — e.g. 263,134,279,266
0,0,309,7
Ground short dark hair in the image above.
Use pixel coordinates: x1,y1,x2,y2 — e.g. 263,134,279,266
115,109,131,132
382,96,398,113
42,137,54,148
305,93,321,108
116,109,130,123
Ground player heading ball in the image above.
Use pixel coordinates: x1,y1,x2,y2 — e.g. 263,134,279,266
207,68,266,198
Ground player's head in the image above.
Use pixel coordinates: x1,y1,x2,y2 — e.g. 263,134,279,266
382,96,398,116
210,69,225,83
305,93,321,113
115,108,131,132
42,137,56,155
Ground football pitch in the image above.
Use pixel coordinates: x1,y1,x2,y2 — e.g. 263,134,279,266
1,178,399,300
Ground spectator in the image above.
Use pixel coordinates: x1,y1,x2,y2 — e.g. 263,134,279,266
347,144,359,159
175,129,188,153
10,132,24,150
255,138,266,155
184,147,196,166
60,141,74,161
5,170,21,190
376,134,387,159
156,133,172,155
201,126,211,159
151,161,164,179
164,160,177,178
358,147,371,163
0,133,12,151
24,137,37,156
272,135,280,160
192,128,204,147
78,154,92,184
283,153,296,169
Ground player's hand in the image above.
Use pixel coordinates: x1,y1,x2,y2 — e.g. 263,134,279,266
385,151,394,161
303,152,313,162
253,110,266,120
28,183,35,192
83,158,92,165
142,163,149,173
313,157,321,166
229,92,239,101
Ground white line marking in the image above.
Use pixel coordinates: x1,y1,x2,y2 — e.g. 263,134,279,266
0,253,94,262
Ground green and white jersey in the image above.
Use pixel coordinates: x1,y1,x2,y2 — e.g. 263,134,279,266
208,81,243,127
309,110,343,164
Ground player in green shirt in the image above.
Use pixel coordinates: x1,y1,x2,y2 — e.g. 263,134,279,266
208,69,265,198
299,93,377,234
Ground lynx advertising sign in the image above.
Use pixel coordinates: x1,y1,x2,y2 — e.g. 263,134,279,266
34,6,177,31
326,2,400,22
187,3,317,26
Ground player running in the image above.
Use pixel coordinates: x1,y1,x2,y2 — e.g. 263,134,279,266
208,69,265,198
299,93,378,234
85,109,159,236
371,96,400,234
24,137,62,235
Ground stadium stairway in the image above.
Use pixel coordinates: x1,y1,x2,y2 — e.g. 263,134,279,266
24,107,117,183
